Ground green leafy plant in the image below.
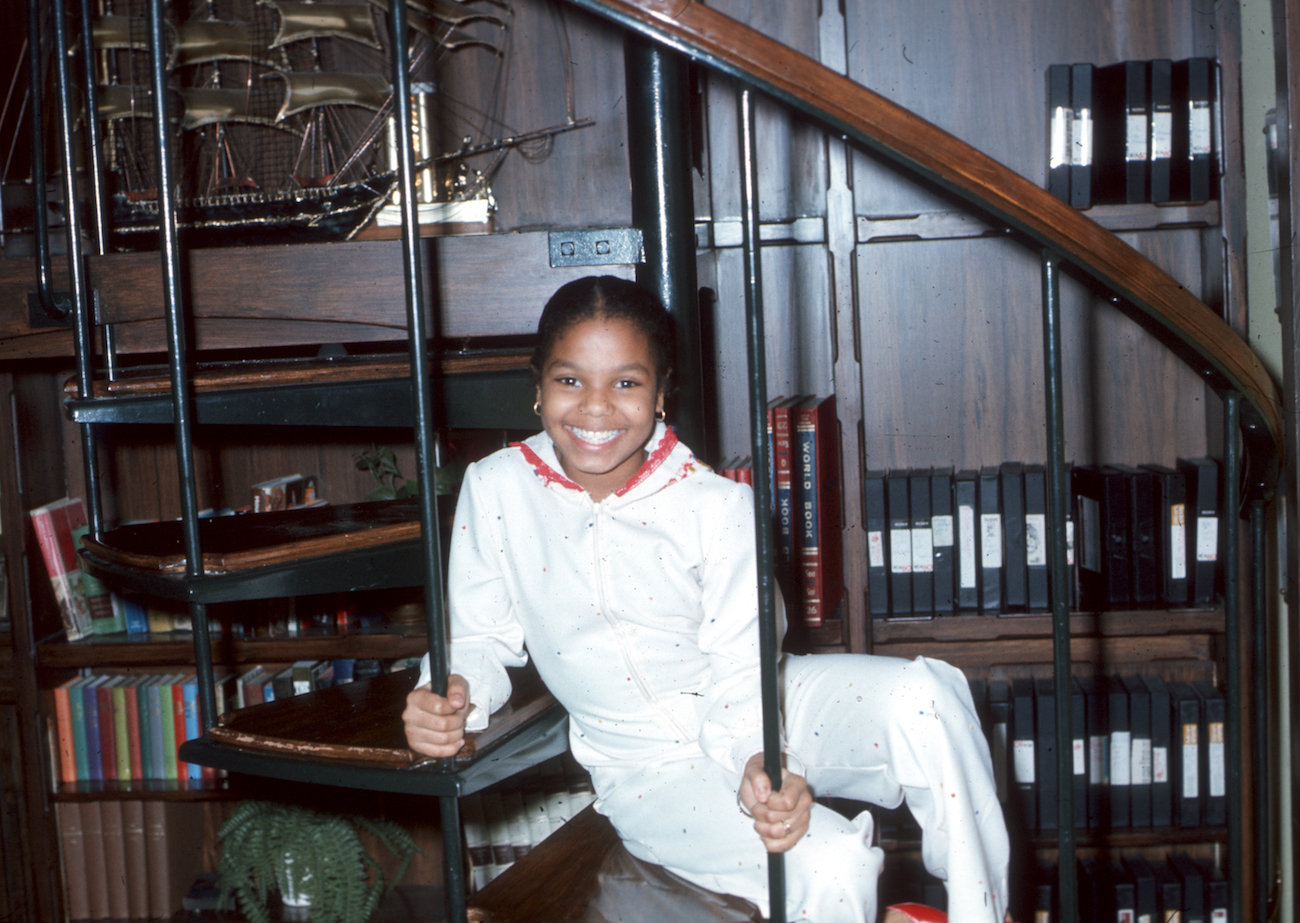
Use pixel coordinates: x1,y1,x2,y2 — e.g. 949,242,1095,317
218,800,420,923
354,440,464,499
353,444,418,500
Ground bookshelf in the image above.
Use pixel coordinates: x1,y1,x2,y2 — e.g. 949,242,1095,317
0,0,1283,922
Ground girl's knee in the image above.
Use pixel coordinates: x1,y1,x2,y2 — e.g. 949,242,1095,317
890,656,977,719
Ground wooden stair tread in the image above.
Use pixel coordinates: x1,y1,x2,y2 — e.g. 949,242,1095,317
64,351,532,399
207,667,556,767
81,498,422,574
468,805,763,923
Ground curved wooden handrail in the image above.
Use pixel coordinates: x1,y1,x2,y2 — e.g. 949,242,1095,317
567,0,1283,496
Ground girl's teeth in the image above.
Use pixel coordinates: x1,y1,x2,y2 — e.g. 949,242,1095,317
571,426,620,445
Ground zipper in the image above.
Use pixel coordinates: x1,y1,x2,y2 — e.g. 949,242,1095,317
592,504,692,741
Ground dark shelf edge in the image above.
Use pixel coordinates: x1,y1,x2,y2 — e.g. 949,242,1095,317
66,368,537,430
36,630,431,670
177,703,569,798
870,607,1225,644
80,539,425,603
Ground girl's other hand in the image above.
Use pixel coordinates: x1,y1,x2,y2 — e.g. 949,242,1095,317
738,752,813,853
403,673,473,757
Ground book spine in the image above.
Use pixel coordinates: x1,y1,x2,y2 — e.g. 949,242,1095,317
97,683,118,782
773,401,796,582
124,682,144,782
183,680,202,781
147,680,166,782
83,683,103,783
112,683,131,782
171,682,187,781
29,502,90,641
73,524,122,634
121,800,149,920
57,802,91,921
794,398,841,627
81,800,110,920
101,800,130,920
52,684,77,785
144,801,169,919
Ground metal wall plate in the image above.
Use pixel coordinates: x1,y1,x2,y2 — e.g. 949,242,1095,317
548,228,643,267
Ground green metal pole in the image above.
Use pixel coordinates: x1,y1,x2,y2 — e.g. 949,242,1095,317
737,85,786,923
1223,393,1242,923
1040,250,1077,922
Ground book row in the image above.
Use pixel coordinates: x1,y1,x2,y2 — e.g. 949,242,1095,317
865,458,1220,619
973,675,1226,835
719,394,843,629
1047,58,1217,208
57,800,208,922
30,485,323,643
1025,855,1226,923
49,659,422,786
874,852,1226,923
461,755,595,891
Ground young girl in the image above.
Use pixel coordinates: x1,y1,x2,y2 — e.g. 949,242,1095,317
403,276,1009,923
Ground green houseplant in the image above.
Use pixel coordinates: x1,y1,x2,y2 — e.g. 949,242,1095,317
218,800,419,923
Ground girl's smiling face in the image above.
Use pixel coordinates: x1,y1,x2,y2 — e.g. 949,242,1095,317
537,315,665,501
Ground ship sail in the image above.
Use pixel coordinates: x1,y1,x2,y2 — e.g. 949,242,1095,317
87,0,586,247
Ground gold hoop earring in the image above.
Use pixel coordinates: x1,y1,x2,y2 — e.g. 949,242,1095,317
533,401,542,416
655,409,666,423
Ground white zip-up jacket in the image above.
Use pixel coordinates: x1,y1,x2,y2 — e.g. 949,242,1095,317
419,423,780,788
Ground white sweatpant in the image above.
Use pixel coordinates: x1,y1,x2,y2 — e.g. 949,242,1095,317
592,654,1009,923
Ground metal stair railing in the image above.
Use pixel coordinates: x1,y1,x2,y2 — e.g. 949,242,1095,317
568,3,1283,922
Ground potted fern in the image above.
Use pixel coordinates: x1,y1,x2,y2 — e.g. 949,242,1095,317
218,800,419,923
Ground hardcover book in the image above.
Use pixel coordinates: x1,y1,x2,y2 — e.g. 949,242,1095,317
864,470,890,618
1047,63,1072,202
1144,673,1174,827
1122,675,1153,827
1023,465,1049,611
29,496,93,641
1177,457,1220,606
887,470,913,616
1034,677,1057,831
1011,678,1037,833
908,468,934,616
1170,680,1202,827
1194,679,1226,826
954,470,980,611
1094,60,1149,203
1149,59,1174,203
978,467,1003,613
1172,57,1215,203
793,395,843,627
931,468,955,615
1142,463,1190,606
1070,62,1095,208
1001,463,1028,611
1072,465,1130,610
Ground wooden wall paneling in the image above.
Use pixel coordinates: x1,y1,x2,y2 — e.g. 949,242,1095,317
1067,229,1215,467
854,236,1049,471
0,235,640,362
449,1,633,232
852,231,1213,474
4,368,69,923
842,0,1199,216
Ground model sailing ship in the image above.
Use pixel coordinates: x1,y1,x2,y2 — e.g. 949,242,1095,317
92,0,591,247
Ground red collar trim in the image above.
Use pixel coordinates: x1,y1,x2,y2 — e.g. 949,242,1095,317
510,427,682,497
512,443,584,492
615,426,680,497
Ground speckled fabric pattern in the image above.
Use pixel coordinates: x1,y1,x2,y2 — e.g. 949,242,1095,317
419,425,1008,922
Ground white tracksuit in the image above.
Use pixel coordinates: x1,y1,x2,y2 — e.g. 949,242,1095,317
418,425,1009,922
